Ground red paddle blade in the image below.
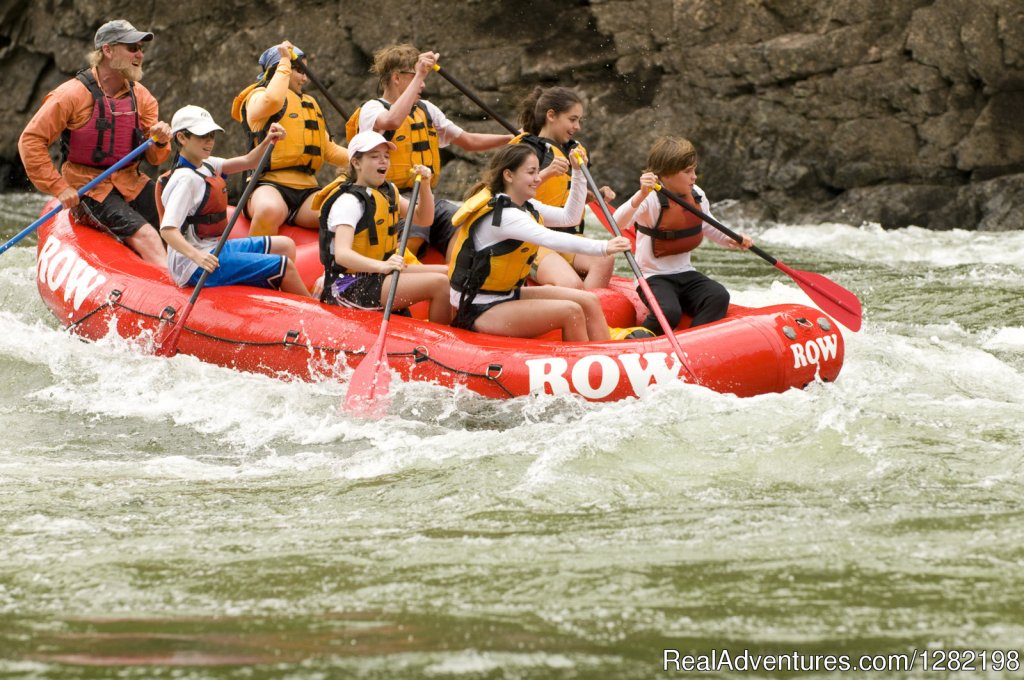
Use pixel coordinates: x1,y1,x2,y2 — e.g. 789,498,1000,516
343,341,392,419
153,301,195,357
775,261,863,332
153,323,184,357
587,200,614,234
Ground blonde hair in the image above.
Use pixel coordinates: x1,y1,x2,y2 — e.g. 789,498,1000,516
370,43,418,94
645,136,698,176
87,49,104,68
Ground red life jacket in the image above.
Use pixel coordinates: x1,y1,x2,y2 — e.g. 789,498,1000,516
61,69,145,168
636,189,705,257
155,162,229,240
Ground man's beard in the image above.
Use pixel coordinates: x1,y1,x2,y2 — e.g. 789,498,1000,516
109,55,143,82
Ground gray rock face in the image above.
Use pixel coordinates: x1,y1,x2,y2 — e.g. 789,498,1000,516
2,0,1022,230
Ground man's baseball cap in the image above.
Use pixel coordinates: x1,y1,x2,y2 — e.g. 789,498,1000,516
94,20,154,49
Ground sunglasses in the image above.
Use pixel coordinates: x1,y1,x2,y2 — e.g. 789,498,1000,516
184,131,217,141
121,42,146,54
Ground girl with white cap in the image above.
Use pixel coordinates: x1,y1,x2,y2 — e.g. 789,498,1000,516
313,130,451,324
155,105,311,296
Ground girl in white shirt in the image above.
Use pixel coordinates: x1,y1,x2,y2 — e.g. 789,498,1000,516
320,130,451,324
448,144,631,341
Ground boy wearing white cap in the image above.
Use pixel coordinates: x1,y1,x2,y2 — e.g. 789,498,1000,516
18,19,171,268
155,106,311,297
311,131,451,323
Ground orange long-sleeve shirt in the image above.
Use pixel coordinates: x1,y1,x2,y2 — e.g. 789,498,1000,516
17,67,170,202
235,63,348,189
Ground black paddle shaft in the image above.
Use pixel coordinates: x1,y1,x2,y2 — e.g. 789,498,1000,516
656,185,777,266
577,162,650,284
434,66,518,135
380,178,422,322
304,67,350,121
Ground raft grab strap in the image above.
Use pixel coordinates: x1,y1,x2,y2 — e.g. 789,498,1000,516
64,297,514,396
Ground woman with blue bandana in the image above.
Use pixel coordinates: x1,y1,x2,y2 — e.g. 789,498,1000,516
230,40,349,237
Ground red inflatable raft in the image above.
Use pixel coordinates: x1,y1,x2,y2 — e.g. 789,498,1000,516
34,204,844,401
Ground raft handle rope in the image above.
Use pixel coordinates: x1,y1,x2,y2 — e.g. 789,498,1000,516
63,299,515,397
409,346,513,397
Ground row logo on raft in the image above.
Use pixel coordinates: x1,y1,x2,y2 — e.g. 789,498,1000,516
36,235,107,311
527,352,684,399
790,333,839,368
526,333,841,399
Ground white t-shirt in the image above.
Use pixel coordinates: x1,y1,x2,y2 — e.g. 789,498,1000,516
324,192,369,260
159,157,227,286
358,98,464,148
449,168,606,306
613,184,733,277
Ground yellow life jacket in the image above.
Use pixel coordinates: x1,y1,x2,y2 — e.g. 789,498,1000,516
314,177,400,301
232,83,330,182
345,99,440,190
510,133,586,234
448,189,541,301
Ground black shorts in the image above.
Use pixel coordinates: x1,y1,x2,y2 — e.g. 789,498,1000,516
244,182,318,224
73,181,159,240
405,195,458,258
451,288,520,331
328,272,387,310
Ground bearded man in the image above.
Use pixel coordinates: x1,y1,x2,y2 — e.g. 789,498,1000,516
18,19,172,267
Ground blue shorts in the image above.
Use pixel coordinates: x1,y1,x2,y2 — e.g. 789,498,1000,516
186,237,287,289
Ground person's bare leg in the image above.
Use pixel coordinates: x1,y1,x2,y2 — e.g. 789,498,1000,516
474,297,588,341
279,260,311,297
247,186,288,236
268,236,297,260
575,252,615,289
381,273,452,324
126,225,167,269
521,286,610,340
534,253,584,289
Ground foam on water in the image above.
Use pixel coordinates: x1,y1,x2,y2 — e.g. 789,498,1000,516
764,221,1024,267
2,263,1022,492
3,203,1024,674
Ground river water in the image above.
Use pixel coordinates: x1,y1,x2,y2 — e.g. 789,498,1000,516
2,192,1022,678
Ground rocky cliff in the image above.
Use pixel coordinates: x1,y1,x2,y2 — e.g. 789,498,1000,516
3,0,1022,230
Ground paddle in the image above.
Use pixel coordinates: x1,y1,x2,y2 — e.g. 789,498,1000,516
292,51,349,121
654,184,863,332
575,154,700,384
1,137,154,256
432,64,518,134
432,64,612,235
344,173,423,418
153,141,276,357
